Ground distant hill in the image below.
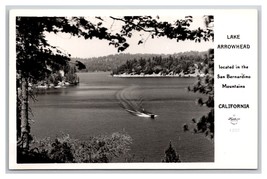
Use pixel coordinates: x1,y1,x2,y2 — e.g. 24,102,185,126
72,51,208,72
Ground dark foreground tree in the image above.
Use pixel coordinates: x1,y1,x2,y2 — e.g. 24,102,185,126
188,48,214,140
184,16,214,140
162,141,181,162
16,16,131,150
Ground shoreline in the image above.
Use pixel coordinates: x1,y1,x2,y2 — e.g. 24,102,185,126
111,73,205,78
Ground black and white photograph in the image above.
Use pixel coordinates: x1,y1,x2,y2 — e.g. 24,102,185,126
9,8,259,170
15,14,214,164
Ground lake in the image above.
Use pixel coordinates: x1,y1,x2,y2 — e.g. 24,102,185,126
31,72,214,162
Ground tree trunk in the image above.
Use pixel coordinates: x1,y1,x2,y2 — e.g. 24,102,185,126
16,78,21,139
20,77,30,149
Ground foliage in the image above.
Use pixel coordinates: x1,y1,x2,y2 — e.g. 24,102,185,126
162,141,181,163
73,60,86,71
109,16,213,44
45,64,79,86
187,48,214,139
17,17,67,81
65,72,79,85
16,16,132,78
17,132,133,163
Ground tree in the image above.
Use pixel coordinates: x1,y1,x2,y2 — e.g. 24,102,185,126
109,16,213,44
173,16,214,140
17,132,132,163
75,60,86,70
162,141,181,163
188,48,214,139
16,17,130,150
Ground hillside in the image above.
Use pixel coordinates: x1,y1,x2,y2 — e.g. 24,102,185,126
72,51,206,72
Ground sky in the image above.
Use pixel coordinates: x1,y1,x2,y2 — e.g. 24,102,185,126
45,16,214,58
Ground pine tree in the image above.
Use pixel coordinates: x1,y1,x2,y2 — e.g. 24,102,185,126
162,141,181,163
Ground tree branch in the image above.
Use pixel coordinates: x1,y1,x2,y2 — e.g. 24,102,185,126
109,16,156,33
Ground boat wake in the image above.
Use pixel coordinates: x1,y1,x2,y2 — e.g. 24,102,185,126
116,85,157,119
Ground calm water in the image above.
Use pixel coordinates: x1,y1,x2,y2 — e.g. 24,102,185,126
31,72,214,162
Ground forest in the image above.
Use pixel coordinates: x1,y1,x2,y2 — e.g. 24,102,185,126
111,51,209,76
72,51,208,76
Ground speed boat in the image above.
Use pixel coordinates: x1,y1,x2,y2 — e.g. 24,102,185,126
126,109,157,119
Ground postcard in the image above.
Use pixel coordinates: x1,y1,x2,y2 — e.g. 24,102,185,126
9,8,258,169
